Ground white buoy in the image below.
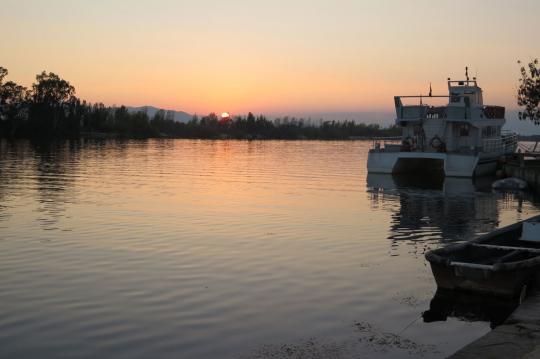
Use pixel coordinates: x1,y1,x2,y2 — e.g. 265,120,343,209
492,177,528,190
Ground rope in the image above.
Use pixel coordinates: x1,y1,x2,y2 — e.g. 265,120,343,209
397,314,423,336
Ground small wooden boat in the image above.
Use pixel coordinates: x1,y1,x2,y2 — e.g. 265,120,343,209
425,215,540,298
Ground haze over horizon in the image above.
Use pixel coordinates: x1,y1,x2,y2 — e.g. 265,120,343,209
2,0,539,130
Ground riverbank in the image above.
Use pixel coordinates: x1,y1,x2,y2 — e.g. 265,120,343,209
78,132,400,141
449,291,540,358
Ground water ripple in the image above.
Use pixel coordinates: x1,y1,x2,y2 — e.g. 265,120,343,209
0,139,539,358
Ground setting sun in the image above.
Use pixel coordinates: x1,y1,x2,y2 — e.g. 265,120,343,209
2,1,540,358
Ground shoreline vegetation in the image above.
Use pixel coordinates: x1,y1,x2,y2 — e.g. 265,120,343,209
0,67,399,140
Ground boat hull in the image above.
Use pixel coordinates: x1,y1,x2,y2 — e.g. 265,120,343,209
428,261,534,298
367,151,498,177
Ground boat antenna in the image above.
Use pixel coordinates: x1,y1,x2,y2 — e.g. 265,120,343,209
420,94,423,105
429,82,432,97
465,66,469,84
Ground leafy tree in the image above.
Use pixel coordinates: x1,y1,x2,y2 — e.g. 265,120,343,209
32,71,76,106
150,109,168,134
1,81,29,134
518,59,540,125
246,112,256,131
0,67,29,136
0,67,8,84
28,71,78,136
153,109,166,122
189,114,199,125
201,112,218,126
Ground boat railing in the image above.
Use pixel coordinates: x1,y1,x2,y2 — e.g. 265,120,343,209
482,133,518,154
371,136,402,152
372,134,518,154
395,95,505,121
395,95,451,120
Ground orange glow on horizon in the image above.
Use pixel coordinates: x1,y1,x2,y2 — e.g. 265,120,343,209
1,1,538,117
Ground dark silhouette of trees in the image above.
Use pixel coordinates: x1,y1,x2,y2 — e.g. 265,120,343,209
0,67,29,136
0,67,7,83
518,59,540,125
32,71,75,105
0,65,400,139
29,71,78,136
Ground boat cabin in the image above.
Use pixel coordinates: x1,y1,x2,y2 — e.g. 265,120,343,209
367,68,517,177
392,71,511,155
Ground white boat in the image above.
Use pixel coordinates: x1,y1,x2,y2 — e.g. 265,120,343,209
367,69,518,177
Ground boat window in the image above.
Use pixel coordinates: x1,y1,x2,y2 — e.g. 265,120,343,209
458,124,469,137
450,92,460,103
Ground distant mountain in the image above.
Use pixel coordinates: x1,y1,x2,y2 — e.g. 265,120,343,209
127,106,192,123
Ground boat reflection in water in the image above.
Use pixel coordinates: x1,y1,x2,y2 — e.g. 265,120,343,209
366,172,494,197
423,289,518,328
367,173,531,329
367,173,500,253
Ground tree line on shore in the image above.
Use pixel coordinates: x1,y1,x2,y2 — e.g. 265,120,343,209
0,66,400,140
4,59,537,140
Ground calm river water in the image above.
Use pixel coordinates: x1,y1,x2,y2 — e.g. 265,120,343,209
1,139,539,359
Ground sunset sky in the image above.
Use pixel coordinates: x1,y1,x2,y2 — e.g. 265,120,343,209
1,0,539,119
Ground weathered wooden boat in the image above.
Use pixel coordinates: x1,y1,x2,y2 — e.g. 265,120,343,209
425,215,540,298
